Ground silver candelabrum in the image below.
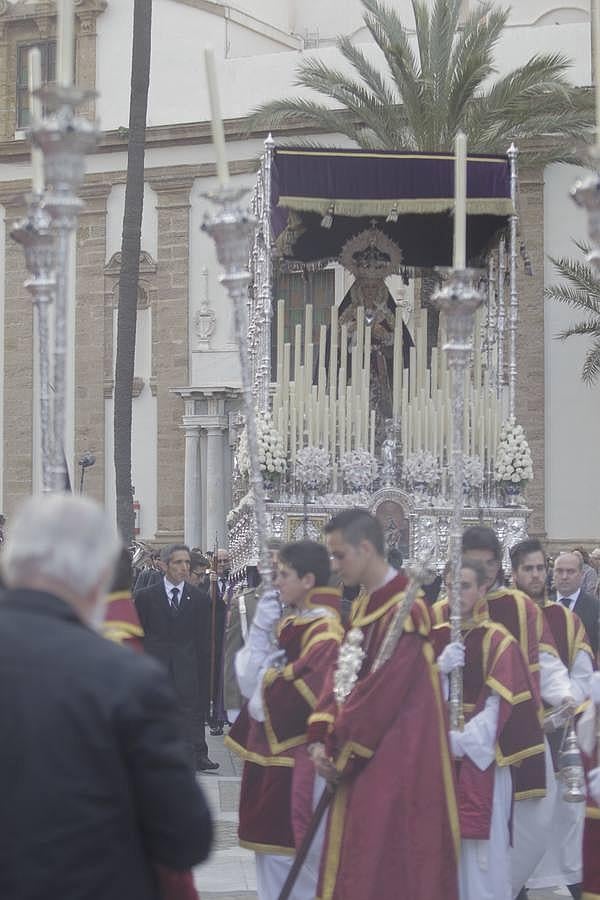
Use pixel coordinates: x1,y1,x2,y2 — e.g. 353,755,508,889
203,187,273,590
433,267,484,731
571,145,600,273
32,85,99,491
10,197,57,493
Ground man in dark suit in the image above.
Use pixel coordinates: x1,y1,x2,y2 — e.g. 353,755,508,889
135,543,218,771
554,550,600,658
0,494,212,900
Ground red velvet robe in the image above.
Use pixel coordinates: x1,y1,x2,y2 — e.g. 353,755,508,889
309,573,460,900
225,588,342,855
580,742,600,900
431,599,544,839
102,590,144,653
432,587,555,799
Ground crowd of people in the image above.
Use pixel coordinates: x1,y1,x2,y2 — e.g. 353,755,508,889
2,493,600,900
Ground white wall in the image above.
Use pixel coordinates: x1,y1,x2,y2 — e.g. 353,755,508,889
544,163,600,541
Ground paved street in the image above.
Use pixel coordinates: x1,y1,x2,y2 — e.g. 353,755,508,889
193,734,572,900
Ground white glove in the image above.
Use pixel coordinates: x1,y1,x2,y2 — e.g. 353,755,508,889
437,641,465,676
590,671,600,705
253,589,282,632
449,729,464,759
589,767,600,805
247,647,288,722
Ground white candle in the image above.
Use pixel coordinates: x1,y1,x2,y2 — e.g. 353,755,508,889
370,410,376,457
28,48,44,195
453,131,467,269
290,403,296,464
204,47,230,186
57,0,74,87
276,299,285,372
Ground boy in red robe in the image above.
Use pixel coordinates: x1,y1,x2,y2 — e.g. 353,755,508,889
307,509,459,900
432,525,575,897
226,540,342,900
512,538,593,899
432,559,544,900
577,672,600,900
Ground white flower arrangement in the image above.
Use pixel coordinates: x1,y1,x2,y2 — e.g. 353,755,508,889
295,446,331,492
340,449,379,492
237,411,286,478
463,455,484,490
226,492,254,526
494,418,533,485
404,450,440,486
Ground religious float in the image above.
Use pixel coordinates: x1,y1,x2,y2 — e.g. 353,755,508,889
224,141,533,575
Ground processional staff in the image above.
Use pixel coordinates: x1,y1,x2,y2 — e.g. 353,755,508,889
432,132,484,730
11,1,99,493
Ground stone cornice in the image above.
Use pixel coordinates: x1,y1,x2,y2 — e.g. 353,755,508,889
0,0,107,23
0,160,260,199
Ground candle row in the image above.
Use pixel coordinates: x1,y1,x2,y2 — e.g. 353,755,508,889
272,301,375,464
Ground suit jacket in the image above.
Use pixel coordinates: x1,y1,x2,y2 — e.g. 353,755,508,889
556,590,600,659
223,586,259,712
135,580,211,710
0,588,212,900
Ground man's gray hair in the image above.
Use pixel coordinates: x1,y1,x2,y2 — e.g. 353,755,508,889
160,543,190,565
2,494,121,595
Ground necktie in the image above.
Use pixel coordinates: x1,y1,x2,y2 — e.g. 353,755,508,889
170,587,180,609
560,596,572,608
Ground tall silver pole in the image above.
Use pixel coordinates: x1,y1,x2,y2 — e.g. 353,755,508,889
32,85,99,491
10,198,57,492
257,134,275,412
434,268,484,730
507,143,519,420
496,237,506,398
203,189,272,589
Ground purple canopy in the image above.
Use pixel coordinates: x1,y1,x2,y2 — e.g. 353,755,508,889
271,146,513,268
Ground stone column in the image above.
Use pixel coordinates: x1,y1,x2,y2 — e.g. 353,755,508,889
515,166,545,537
205,424,226,548
150,175,193,541
183,422,201,548
76,180,111,504
1,191,33,513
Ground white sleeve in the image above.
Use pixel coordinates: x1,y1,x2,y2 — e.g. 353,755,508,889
570,649,594,705
247,648,287,721
235,624,276,699
540,650,572,706
456,693,500,771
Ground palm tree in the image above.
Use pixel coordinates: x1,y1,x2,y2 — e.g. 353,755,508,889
250,0,593,164
546,243,600,386
114,0,152,543
250,0,593,354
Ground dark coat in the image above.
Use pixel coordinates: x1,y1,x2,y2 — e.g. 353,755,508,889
0,588,212,900
135,580,211,711
571,590,600,659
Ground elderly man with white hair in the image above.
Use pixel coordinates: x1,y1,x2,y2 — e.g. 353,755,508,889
0,493,212,900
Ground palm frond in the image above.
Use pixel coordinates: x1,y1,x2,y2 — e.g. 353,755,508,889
446,6,506,138
547,253,600,301
246,98,375,147
411,0,431,83
582,338,600,385
557,320,600,339
361,0,426,146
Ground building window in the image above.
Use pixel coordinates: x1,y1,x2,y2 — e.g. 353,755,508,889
16,41,56,129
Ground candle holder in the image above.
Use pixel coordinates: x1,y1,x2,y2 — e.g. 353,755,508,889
10,195,57,493
202,186,273,589
31,84,99,491
433,267,484,730
571,145,600,272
